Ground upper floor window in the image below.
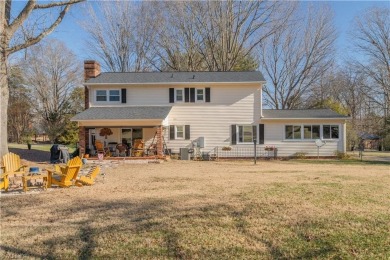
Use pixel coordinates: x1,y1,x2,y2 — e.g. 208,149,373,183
196,88,204,102
96,90,121,102
175,89,184,102
96,90,107,101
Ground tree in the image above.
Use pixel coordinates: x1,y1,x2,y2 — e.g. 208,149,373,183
0,0,83,157
22,40,81,143
7,66,33,143
83,1,157,72
259,4,337,109
152,0,293,72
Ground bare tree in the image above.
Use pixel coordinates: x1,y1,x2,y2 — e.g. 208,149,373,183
82,2,157,72
350,7,390,119
21,40,81,143
259,4,337,109
152,0,293,72
0,0,83,157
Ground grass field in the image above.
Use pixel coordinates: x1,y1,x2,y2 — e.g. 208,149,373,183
1,160,389,259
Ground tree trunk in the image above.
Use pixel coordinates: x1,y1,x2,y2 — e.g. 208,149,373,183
0,2,9,158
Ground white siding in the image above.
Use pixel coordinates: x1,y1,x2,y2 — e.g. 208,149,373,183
261,120,346,157
165,85,261,153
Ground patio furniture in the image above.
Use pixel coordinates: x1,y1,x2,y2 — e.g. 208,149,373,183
0,166,9,191
75,166,101,186
95,140,110,157
1,152,28,177
47,156,82,188
116,144,127,157
22,169,48,192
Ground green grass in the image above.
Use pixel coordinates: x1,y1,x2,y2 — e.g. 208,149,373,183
8,143,76,153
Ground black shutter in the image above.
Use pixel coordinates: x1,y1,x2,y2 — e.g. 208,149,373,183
231,125,237,145
121,88,127,103
259,124,264,144
185,88,190,102
205,87,211,102
169,88,175,103
185,125,190,140
190,88,195,102
170,125,175,140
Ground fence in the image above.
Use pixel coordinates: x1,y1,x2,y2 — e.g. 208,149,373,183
209,146,278,160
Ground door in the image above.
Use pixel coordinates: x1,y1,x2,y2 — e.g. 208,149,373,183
121,128,132,148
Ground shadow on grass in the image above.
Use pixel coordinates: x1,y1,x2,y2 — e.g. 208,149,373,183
9,148,50,163
292,159,390,166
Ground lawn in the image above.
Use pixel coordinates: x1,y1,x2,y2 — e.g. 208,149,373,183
1,160,389,259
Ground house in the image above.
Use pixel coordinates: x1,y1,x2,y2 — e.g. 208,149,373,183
72,60,349,158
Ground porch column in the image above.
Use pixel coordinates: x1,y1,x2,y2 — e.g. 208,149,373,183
78,126,87,156
156,125,164,157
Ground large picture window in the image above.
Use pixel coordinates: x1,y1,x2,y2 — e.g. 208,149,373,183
285,124,339,140
238,125,254,143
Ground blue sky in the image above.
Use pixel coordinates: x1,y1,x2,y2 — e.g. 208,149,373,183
11,1,390,65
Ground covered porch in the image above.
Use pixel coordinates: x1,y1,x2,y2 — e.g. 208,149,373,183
71,106,172,159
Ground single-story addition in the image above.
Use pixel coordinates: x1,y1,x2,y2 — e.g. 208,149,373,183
72,60,349,158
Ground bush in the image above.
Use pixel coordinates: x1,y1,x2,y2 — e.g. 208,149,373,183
334,150,350,159
294,152,307,159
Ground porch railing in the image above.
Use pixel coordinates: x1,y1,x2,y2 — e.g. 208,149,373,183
205,146,278,160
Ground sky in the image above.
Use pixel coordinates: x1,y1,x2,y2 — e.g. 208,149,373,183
10,0,390,68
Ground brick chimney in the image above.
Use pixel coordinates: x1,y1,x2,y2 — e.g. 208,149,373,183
84,60,101,109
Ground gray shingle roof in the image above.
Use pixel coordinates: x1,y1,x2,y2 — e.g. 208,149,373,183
71,106,172,121
262,109,349,119
86,71,265,84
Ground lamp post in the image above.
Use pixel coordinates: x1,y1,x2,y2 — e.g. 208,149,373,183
254,138,257,165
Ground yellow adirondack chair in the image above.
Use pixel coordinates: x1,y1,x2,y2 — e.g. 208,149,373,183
0,166,9,191
1,152,28,177
47,156,82,188
75,166,101,186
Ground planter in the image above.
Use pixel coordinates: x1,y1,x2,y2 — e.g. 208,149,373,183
27,144,31,150
84,154,90,158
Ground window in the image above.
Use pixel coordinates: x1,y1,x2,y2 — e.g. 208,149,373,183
109,90,120,101
96,90,121,102
175,89,184,102
238,125,253,143
96,90,107,101
303,125,320,139
196,88,204,101
285,125,301,139
323,125,339,139
175,125,184,139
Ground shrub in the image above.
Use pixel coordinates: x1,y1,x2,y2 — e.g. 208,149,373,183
294,152,307,159
334,150,350,159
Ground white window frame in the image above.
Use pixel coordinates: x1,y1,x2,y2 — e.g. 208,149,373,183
175,125,185,139
322,125,339,140
237,125,254,144
175,88,184,102
96,89,121,102
196,88,205,102
109,89,121,102
96,90,107,102
284,124,339,141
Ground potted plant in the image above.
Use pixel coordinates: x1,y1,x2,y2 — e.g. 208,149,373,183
99,128,113,139
222,146,232,151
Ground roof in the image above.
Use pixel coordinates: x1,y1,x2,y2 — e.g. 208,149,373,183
71,106,172,121
262,109,349,119
86,71,265,84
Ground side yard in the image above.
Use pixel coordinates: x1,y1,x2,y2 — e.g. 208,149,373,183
1,160,389,259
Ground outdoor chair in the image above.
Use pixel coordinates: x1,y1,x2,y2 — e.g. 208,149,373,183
1,152,28,177
95,140,110,157
47,156,82,188
75,166,101,186
116,144,127,157
0,166,9,191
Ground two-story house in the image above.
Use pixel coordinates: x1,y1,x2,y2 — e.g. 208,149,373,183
72,60,348,158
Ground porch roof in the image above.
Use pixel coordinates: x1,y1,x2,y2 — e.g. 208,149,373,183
71,106,172,121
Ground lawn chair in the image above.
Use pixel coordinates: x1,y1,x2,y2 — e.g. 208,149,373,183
95,140,110,157
116,144,127,157
0,166,9,191
1,152,28,177
75,166,101,186
47,156,82,188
